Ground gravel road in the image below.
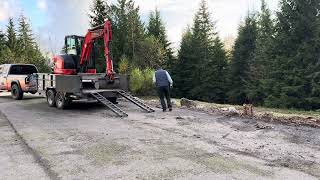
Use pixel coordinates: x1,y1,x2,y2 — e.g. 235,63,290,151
0,93,319,179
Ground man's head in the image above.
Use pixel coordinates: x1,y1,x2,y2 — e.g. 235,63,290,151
156,64,163,70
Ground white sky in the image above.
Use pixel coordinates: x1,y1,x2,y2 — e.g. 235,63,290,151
0,0,280,53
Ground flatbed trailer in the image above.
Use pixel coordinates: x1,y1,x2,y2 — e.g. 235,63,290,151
34,73,154,117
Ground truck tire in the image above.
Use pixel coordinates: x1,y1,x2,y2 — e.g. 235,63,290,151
55,92,68,109
11,84,23,100
46,89,56,107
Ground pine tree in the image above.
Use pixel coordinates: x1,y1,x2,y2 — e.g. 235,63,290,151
173,28,194,98
174,0,228,102
31,44,50,72
147,8,175,69
147,8,166,44
200,36,228,103
191,0,228,102
6,17,18,62
0,30,7,63
228,13,258,104
264,0,320,109
89,0,110,27
17,14,35,63
247,0,275,105
134,36,165,69
0,30,5,51
111,0,145,68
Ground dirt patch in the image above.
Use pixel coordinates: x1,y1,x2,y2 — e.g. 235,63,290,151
144,98,320,128
83,141,138,166
270,157,320,177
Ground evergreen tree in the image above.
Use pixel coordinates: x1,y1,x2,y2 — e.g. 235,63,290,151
0,30,8,64
89,0,110,27
17,14,35,63
31,44,50,72
264,0,320,109
6,14,50,71
200,36,228,103
247,0,275,105
6,17,18,62
134,36,165,69
0,30,5,47
0,30,6,52
175,0,228,102
173,28,194,98
147,8,175,69
191,0,228,102
228,13,258,104
147,8,166,44
110,0,145,69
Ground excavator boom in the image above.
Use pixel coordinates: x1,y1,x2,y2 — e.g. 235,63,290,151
80,20,114,79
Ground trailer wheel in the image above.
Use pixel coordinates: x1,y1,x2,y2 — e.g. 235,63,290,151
11,84,23,100
55,92,68,109
46,89,56,107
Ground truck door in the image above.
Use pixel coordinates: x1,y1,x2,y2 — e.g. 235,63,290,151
0,65,6,90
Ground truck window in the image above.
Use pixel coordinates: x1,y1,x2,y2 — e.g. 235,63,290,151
0,66,3,74
9,65,38,75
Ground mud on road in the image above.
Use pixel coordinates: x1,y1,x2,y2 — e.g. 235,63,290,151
0,93,319,179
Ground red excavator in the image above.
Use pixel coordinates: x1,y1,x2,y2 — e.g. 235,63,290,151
35,20,154,117
53,20,114,78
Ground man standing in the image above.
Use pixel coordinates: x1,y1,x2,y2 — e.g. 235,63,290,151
153,67,173,112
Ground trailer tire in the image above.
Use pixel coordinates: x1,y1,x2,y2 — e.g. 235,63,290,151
11,84,23,100
55,92,68,109
46,89,56,107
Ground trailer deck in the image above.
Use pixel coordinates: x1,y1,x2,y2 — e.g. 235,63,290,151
34,73,154,117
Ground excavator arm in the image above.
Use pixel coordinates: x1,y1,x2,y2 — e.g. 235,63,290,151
80,20,114,79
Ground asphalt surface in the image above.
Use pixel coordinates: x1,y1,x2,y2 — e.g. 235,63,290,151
0,92,319,180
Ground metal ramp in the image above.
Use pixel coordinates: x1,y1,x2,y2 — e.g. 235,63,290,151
91,92,128,117
117,90,155,113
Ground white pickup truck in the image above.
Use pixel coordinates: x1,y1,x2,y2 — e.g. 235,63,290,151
0,64,38,100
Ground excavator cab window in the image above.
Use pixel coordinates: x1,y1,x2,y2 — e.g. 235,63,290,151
66,37,77,55
65,36,84,56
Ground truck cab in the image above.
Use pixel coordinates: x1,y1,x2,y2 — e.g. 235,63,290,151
0,64,38,99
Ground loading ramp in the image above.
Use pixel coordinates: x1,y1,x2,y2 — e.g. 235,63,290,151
90,90,155,117
91,92,128,117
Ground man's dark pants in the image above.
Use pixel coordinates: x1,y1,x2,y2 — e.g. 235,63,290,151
157,86,172,111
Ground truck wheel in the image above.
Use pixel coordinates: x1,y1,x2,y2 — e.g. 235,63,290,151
11,84,23,100
46,89,56,107
55,92,68,109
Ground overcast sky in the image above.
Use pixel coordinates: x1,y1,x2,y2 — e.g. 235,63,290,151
0,0,280,54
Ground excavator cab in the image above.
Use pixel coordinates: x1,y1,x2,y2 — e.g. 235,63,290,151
54,20,113,76
54,35,96,74
64,35,84,56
